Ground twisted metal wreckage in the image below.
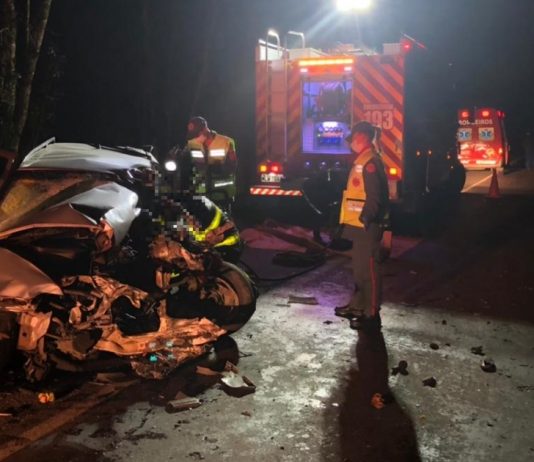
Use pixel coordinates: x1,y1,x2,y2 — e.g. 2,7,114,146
0,140,256,381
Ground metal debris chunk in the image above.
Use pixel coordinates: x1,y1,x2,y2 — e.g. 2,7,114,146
165,392,202,413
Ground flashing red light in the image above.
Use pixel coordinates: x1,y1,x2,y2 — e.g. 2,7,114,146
481,110,490,118
269,162,283,174
460,110,469,118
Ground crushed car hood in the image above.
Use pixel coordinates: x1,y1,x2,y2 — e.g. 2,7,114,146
21,142,156,173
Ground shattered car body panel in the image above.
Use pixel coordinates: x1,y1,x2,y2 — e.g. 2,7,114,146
0,141,255,381
0,248,62,301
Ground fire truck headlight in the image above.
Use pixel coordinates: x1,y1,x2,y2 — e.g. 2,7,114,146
164,160,177,172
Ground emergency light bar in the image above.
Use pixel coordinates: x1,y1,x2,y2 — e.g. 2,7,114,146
298,58,354,67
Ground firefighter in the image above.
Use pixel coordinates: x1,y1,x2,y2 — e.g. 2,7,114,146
335,121,389,330
184,116,237,210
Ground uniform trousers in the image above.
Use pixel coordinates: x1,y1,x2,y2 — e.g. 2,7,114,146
345,223,383,318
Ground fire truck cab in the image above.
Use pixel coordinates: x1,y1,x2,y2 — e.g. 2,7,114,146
457,108,509,170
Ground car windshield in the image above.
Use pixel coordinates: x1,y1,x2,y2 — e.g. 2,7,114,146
0,170,104,234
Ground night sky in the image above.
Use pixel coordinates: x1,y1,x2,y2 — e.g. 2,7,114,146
28,0,534,167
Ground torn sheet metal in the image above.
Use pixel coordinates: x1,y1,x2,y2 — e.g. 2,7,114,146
17,312,52,350
62,182,140,245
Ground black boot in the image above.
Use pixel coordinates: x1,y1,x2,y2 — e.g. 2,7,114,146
349,315,382,331
335,305,363,319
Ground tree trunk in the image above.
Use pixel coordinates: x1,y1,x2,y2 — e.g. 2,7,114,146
0,0,18,150
12,0,53,154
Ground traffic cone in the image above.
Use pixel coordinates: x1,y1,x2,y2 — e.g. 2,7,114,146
487,168,501,199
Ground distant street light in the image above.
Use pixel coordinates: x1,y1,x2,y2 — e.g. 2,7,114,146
336,0,372,11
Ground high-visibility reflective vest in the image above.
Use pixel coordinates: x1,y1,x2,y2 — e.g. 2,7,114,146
339,148,377,228
186,133,236,199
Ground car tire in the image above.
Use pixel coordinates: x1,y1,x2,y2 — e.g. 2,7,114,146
205,262,257,334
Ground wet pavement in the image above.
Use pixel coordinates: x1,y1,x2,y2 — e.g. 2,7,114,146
2,170,534,461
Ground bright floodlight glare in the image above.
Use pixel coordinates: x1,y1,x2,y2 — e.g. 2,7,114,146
164,160,177,172
336,0,372,11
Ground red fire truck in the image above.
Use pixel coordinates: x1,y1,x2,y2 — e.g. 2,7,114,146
249,29,464,217
456,108,509,170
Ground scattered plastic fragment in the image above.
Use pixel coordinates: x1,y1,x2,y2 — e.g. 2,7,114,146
37,392,55,404
220,362,256,397
241,411,252,417
323,320,333,325
391,360,409,376
471,346,485,356
422,377,437,387
371,393,385,409
288,295,318,305
481,358,497,373
430,343,439,350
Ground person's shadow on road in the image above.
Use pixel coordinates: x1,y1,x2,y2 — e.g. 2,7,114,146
322,329,421,462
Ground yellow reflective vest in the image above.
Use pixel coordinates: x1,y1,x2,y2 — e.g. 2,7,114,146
339,148,378,228
186,133,236,197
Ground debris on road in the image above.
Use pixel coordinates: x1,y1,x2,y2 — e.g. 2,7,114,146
323,320,333,325
241,411,252,417
430,342,440,350
288,294,319,305
194,361,257,398
422,377,437,387
220,362,256,397
392,360,409,376
37,392,55,404
481,358,497,373
371,393,385,409
165,393,202,413
471,346,485,356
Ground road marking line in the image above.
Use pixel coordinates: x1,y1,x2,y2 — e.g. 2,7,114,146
463,173,493,192
0,381,135,461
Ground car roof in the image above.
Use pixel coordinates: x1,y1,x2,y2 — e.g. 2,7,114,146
20,141,157,172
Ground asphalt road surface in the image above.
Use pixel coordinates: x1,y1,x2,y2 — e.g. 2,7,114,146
1,169,534,462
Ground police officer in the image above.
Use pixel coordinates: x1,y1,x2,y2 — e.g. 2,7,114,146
185,116,237,210
335,121,389,330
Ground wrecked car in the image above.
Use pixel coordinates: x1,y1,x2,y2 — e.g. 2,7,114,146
0,140,256,381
